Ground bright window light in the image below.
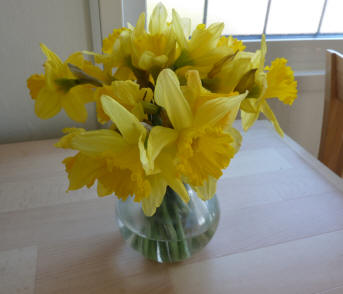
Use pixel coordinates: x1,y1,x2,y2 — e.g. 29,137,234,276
266,0,325,34
320,0,343,33
207,0,269,35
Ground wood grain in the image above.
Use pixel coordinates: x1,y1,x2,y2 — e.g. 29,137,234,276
319,50,343,177
0,246,37,294
169,230,343,294
1,121,343,293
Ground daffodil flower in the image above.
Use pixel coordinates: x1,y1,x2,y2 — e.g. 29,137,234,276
172,10,239,78
56,95,189,216
240,36,298,136
94,80,153,124
153,69,247,200
130,4,177,74
89,27,134,81
27,44,105,122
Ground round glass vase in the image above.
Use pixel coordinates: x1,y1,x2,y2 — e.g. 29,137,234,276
115,185,220,263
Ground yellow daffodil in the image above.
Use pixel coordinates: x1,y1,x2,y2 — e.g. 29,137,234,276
94,80,153,124
182,70,241,124
239,36,297,136
217,35,246,53
154,69,247,200
130,4,177,74
89,4,178,82
204,49,257,94
172,10,242,79
27,44,104,122
56,95,189,216
91,27,134,81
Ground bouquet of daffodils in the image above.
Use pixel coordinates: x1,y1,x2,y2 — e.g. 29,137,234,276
27,3,297,218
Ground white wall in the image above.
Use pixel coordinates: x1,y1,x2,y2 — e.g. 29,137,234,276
98,0,123,39
269,74,325,157
0,0,97,144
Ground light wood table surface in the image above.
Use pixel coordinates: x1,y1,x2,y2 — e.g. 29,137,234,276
1,120,343,294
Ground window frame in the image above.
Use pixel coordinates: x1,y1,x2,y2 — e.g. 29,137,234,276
92,0,343,73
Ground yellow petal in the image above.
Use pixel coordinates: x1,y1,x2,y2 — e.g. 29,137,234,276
193,92,247,128
95,82,151,124
59,129,126,155
134,12,146,38
138,51,168,71
172,9,189,49
105,149,152,201
113,66,135,80
217,36,246,53
61,90,88,123
130,103,146,122
55,127,85,149
155,69,193,130
185,70,202,96
142,174,167,216
193,176,217,200
213,54,253,93
224,126,242,153
74,84,95,103
97,181,112,197
156,150,190,203
97,169,133,199
261,100,284,137
63,153,103,190
102,28,128,54
188,22,224,60
111,80,147,106
35,87,61,119
40,43,63,68
166,177,190,203
149,3,168,35
182,70,203,108
27,74,45,99
240,98,259,113
101,95,146,144
140,126,178,174
241,109,259,132
177,127,235,186
264,58,298,105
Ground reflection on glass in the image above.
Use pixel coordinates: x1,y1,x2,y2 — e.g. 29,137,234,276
146,0,205,32
266,0,324,34
207,0,268,35
320,0,343,33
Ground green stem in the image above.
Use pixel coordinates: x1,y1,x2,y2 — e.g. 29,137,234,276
157,224,170,262
170,200,191,260
160,196,179,261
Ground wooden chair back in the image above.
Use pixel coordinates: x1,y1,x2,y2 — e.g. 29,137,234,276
318,49,343,177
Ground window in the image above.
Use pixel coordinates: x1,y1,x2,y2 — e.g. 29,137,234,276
113,0,343,72
147,0,343,38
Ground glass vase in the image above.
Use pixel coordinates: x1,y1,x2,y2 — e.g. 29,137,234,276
115,185,220,263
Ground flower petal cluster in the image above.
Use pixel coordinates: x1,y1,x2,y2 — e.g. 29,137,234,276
27,44,105,122
26,3,297,216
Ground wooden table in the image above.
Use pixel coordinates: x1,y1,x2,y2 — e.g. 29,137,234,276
1,120,343,294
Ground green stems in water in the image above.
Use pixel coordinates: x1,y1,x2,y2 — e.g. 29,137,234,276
130,187,192,263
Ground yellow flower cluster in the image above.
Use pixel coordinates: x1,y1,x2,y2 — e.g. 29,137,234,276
26,3,297,216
